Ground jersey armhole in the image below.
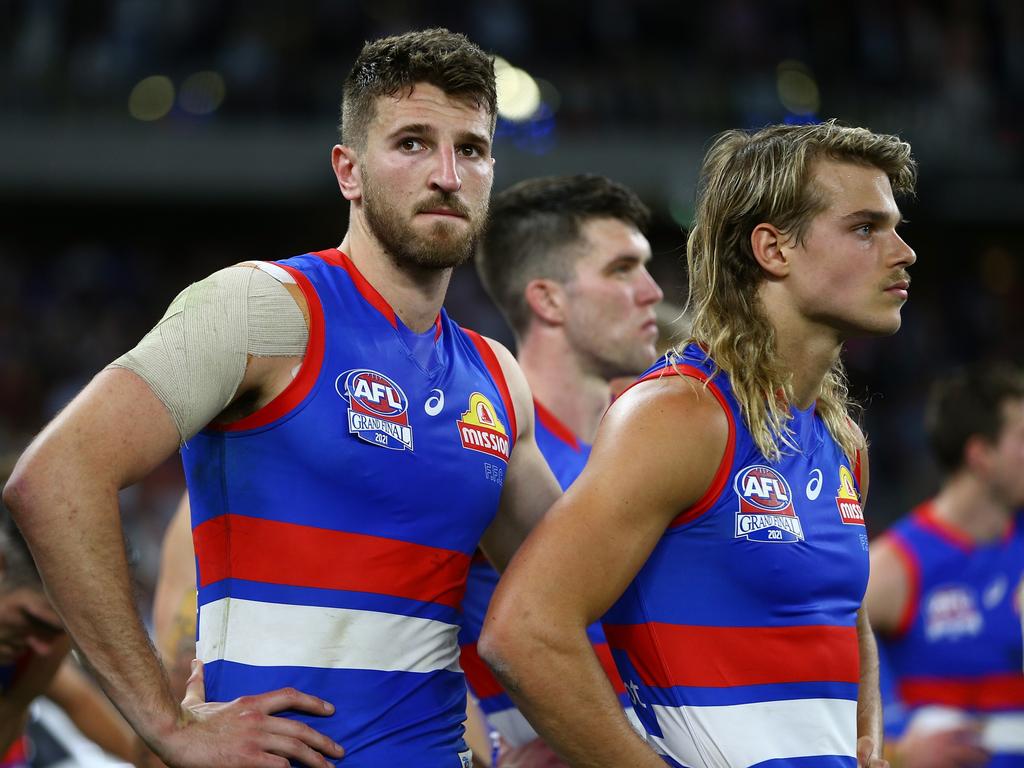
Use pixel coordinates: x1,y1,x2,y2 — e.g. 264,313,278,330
461,328,518,449
207,263,324,433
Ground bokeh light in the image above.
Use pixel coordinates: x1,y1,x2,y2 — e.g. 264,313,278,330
776,60,820,116
495,56,542,122
179,71,226,116
128,75,175,121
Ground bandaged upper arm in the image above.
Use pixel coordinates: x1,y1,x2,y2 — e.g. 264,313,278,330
109,264,308,442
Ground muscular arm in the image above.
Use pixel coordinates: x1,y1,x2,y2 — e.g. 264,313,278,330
47,656,140,764
857,608,886,766
2,270,341,767
152,493,197,701
855,446,888,767
479,377,727,767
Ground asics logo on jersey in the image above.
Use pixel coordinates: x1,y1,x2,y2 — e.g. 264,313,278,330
424,388,445,416
805,469,823,500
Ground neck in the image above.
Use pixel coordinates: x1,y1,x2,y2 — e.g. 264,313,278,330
931,471,1015,544
339,213,451,334
758,282,843,409
517,328,613,443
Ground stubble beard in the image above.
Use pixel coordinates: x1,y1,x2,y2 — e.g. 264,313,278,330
361,173,487,271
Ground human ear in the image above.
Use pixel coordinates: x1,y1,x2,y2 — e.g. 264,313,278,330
524,279,566,325
332,145,361,202
750,223,791,278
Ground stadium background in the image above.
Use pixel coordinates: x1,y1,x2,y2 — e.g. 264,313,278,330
0,1,1022,763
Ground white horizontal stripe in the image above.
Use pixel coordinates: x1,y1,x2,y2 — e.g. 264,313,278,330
984,713,1024,753
489,704,645,750
645,698,857,767
911,707,1024,753
198,597,461,673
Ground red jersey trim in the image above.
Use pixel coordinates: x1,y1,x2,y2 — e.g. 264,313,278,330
313,248,397,328
853,449,863,490
462,329,518,448
885,530,921,638
194,514,472,609
534,398,581,452
603,622,859,689
313,249,443,340
208,264,324,433
899,673,1024,711
623,364,736,528
914,500,975,553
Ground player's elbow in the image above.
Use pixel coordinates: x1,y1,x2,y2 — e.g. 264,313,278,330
478,603,549,689
477,618,521,688
3,455,35,517
4,449,61,527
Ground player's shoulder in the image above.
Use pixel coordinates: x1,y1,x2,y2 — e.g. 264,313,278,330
609,369,729,438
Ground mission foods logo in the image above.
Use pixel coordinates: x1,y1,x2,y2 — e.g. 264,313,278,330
734,465,804,543
457,392,510,462
835,465,865,525
337,369,413,451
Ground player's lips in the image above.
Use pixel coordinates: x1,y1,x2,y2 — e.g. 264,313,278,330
419,207,466,218
885,278,910,300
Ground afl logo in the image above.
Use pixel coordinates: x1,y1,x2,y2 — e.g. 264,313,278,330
337,369,413,451
733,465,804,543
339,369,408,418
735,465,795,514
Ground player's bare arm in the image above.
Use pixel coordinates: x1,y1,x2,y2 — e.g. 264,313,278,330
851,444,888,768
865,537,913,636
479,375,728,766
153,493,197,702
477,337,562,572
2,267,343,767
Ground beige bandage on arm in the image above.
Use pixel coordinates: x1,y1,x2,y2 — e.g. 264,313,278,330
109,264,308,442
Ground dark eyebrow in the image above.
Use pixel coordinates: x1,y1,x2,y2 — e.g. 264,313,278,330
386,123,491,150
839,209,905,226
387,122,436,140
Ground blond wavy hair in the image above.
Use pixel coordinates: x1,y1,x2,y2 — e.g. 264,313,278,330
683,120,917,461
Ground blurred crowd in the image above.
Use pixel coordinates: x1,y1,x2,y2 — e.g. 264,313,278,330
1,0,1022,148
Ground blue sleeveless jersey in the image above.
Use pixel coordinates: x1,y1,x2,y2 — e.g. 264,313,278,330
181,249,517,767
879,503,1024,765
458,400,635,748
603,345,869,767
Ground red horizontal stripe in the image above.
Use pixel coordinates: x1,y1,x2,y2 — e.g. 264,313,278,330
593,641,627,695
461,641,506,700
603,622,859,688
461,638,628,702
194,514,471,608
900,673,1024,711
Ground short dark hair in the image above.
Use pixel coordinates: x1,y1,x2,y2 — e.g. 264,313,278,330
340,28,497,150
476,174,651,336
925,363,1024,473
